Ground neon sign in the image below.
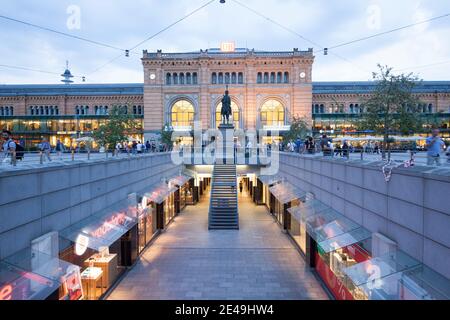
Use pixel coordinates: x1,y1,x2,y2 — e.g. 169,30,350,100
90,212,128,239
0,285,12,300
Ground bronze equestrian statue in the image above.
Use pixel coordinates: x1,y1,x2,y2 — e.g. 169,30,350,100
221,90,232,125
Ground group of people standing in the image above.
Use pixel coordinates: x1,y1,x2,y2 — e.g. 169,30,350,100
114,140,169,156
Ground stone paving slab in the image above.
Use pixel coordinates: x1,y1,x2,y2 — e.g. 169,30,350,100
108,189,329,300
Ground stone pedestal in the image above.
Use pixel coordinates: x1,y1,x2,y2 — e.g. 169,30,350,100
217,123,235,164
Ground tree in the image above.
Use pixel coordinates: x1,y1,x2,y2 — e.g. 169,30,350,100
284,116,310,143
357,64,424,159
92,104,138,156
160,123,174,151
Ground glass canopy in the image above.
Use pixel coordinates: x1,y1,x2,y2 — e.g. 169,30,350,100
269,182,306,204
0,261,56,300
258,175,282,186
169,175,191,187
60,199,138,252
3,248,79,287
142,183,178,205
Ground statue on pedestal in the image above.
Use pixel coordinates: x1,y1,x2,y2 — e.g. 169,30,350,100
221,88,232,125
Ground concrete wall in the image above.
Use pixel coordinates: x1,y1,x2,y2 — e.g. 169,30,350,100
279,153,450,279
0,153,181,259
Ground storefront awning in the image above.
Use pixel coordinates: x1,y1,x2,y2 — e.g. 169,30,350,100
0,261,57,300
169,175,191,187
142,183,178,205
60,200,138,252
342,250,437,300
269,182,306,204
3,247,79,285
287,200,330,222
258,175,282,186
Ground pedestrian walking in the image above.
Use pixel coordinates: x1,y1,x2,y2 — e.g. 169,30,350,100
320,134,332,157
55,139,65,160
39,137,52,162
1,129,17,166
425,129,445,166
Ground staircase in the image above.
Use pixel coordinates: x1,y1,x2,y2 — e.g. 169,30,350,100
208,164,239,230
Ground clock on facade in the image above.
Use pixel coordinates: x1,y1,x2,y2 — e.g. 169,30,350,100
150,73,156,80
300,72,306,79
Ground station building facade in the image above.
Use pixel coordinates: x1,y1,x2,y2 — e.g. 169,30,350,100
1,48,450,148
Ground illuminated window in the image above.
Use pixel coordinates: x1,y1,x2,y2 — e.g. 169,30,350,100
216,101,239,129
171,100,195,127
260,100,285,127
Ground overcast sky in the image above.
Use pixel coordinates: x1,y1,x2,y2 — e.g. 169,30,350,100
0,0,449,84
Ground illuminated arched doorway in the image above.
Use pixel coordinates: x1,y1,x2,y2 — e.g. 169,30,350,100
216,101,240,129
171,100,195,128
260,99,285,128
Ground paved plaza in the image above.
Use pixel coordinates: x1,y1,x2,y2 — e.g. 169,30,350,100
108,189,329,300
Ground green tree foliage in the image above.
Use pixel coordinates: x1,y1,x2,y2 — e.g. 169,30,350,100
92,104,138,151
284,116,310,142
160,123,174,150
357,64,424,158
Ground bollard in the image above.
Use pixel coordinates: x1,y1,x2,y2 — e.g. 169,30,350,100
40,151,44,165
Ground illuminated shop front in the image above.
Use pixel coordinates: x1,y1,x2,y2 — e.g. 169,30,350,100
343,251,450,300
137,195,159,254
287,200,330,254
268,181,306,229
169,175,193,213
141,182,178,229
0,116,144,149
255,175,282,208
59,199,139,300
0,251,82,301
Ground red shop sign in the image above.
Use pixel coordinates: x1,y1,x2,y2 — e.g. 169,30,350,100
315,251,354,300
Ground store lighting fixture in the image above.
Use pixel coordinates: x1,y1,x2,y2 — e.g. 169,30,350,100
74,234,89,256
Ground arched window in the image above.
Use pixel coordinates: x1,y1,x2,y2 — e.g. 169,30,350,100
173,73,178,85
166,73,172,85
349,104,354,113
428,104,433,113
212,72,217,84
277,72,282,83
138,106,142,115
270,72,276,83
186,73,192,85
260,100,285,127
29,106,34,116
218,73,224,84
171,100,195,128
216,101,240,129
0,107,3,116
192,72,198,84
238,72,243,84
225,73,230,84
257,73,262,84
40,106,44,115
55,106,59,115
264,72,269,83
320,104,325,114
179,73,185,85
284,72,289,83
231,72,237,84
